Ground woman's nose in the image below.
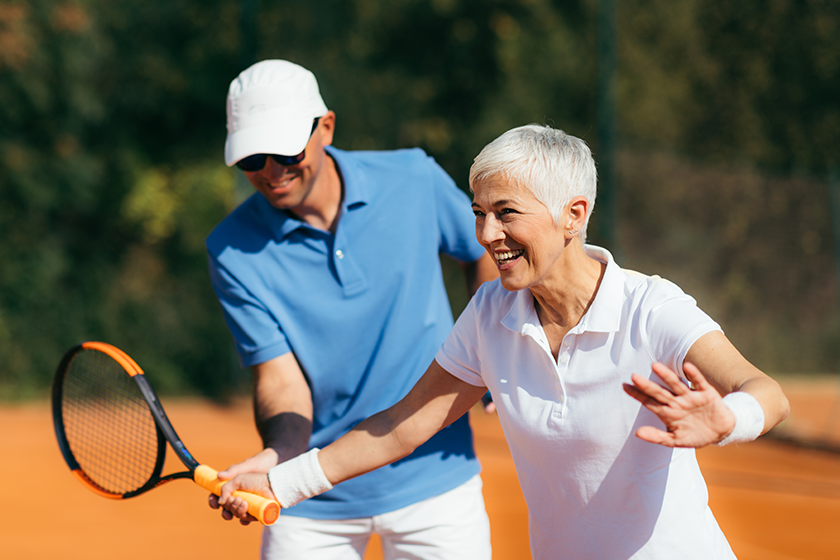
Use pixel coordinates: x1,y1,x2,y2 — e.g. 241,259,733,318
478,215,504,245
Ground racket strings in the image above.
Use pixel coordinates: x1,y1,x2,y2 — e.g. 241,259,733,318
61,349,162,494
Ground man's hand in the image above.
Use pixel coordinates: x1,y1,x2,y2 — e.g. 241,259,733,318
208,448,279,525
623,361,736,448
480,391,496,414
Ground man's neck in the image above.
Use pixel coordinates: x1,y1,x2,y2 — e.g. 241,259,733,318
289,153,343,233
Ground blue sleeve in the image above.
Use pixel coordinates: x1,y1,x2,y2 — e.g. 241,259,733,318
206,250,292,367
424,155,486,263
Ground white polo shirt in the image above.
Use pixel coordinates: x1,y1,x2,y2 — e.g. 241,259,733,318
436,246,736,560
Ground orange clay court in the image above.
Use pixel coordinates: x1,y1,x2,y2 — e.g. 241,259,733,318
2,375,839,560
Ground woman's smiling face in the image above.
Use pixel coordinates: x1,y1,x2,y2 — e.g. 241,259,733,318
471,175,568,293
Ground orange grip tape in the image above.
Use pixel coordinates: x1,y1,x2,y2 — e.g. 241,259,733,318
194,465,280,526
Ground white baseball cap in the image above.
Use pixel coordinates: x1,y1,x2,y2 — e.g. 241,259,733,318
224,60,329,167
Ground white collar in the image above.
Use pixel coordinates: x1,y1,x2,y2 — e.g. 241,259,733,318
501,244,624,337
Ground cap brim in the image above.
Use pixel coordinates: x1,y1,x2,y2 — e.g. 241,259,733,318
225,116,317,167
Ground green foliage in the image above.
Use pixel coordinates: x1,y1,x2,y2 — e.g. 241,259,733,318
0,0,242,399
0,0,838,400
249,0,598,184
619,149,838,372
619,0,840,171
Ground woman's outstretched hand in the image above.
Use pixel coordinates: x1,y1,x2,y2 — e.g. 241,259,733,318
623,361,736,448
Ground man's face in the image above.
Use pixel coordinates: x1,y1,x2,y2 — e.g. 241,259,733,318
243,112,335,212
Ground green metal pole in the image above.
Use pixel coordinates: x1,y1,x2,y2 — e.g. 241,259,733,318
240,0,259,71
596,0,618,254
823,168,840,441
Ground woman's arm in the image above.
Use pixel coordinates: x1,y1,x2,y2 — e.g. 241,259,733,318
320,360,487,483
683,330,790,433
624,331,790,448
217,360,487,521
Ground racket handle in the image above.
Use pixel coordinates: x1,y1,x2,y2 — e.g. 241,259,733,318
194,464,281,526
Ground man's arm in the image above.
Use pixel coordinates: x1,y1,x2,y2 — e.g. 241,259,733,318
209,353,313,521
251,352,314,466
461,253,498,297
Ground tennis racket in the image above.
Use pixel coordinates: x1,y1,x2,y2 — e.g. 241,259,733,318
52,341,280,525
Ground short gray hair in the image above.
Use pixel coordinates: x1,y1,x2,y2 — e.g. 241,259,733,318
469,124,597,240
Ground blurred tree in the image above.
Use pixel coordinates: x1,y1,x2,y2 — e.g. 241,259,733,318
619,0,840,172
250,0,597,187
0,0,837,399
615,0,840,371
0,0,243,398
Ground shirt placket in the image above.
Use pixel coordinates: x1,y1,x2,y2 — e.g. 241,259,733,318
330,223,367,297
552,334,573,417
526,325,569,418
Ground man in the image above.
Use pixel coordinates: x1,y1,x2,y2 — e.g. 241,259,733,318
205,60,497,559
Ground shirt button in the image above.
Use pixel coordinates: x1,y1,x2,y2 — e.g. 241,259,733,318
560,354,569,364
563,339,571,346
335,250,344,259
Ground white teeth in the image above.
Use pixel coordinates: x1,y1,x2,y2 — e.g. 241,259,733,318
495,250,523,262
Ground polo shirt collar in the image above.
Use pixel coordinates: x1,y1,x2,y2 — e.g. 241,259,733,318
579,245,623,333
326,146,369,211
255,146,371,241
500,282,542,340
501,244,623,337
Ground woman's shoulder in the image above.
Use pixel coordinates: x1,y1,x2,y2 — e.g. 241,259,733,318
619,267,696,310
586,245,689,303
467,278,527,323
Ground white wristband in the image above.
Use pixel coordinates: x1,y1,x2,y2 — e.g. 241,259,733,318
716,392,765,446
267,448,334,508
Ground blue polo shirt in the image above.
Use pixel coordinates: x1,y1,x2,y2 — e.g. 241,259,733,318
206,146,485,519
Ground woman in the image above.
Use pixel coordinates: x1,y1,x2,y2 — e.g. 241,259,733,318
217,125,790,559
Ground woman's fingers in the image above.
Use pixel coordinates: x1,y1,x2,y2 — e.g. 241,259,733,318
626,361,738,448
650,362,691,395
634,426,676,447
626,371,681,406
623,380,665,410
682,361,713,392
626,363,693,409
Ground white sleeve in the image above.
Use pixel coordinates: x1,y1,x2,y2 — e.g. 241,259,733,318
434,290,487,388
640,276,722,377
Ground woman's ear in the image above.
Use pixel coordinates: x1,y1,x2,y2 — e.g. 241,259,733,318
565,196,589,237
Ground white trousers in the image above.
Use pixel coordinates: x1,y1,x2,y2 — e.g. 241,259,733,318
260,474,492,560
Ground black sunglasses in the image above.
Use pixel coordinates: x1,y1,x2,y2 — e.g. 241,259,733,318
236,118,321,172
